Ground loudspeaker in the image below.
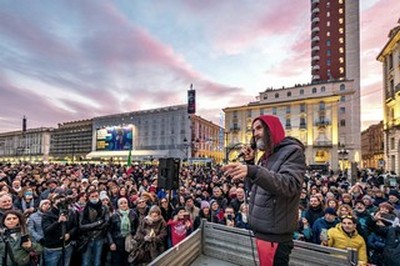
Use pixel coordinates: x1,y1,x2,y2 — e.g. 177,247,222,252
158,158,180,190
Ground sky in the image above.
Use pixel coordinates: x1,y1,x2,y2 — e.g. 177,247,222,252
0,0,399,133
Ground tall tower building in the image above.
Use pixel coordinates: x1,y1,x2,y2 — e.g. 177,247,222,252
311,0,361,161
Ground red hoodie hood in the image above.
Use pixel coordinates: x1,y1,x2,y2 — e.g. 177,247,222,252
252,115,285,147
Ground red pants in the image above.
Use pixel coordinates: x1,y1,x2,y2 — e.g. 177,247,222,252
255,238,293,266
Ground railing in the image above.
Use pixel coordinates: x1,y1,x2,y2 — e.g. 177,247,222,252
150,221,358,266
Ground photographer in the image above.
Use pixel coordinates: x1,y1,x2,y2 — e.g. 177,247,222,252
42,192,77,266
167,206,193,247
0,210,43,266
223,206,235,227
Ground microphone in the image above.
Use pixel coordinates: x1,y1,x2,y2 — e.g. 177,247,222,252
237,138,257,159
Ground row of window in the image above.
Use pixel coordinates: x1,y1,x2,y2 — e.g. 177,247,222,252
264,84,346,100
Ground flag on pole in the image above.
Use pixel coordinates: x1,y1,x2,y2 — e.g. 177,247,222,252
127,149,132,167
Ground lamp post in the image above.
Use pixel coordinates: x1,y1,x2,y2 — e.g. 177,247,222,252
337,147,349,171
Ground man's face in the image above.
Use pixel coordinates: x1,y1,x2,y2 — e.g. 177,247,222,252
325,213,336,223
389,195,398,203
252,120,265,151
12,180,21,189
236,188,245,200
341,218,356,234
0,195,12,210
309,197,320,207
213,188,222,197
355,202,366,213
185,198,194,208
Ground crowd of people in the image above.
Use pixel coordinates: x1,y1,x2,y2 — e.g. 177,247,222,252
0,162,399,266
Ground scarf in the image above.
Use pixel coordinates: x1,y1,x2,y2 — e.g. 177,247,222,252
120,210,131,237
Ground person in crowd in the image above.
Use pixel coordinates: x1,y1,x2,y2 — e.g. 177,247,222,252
209,199,224,224
305,207,339,244
337,203,354,218
325,198,339,212
42,192,77,266
340,193,353,208
0,210,43,266
73,192,87,213
132,206,167,264
40,179,59,200
194,200,212,230
388,189,400,214
230,187,246,214
108,197,138,266
326,215,368,265
14,186,38,217
353,200,374,242
235,203,251,230
167,206,193,247
304,195,325,228
361,195,377,214
222,114,306,266
299,189,309,210
79,190,110,266
211,186,228,210
135,196,149,223
184,195,200,221
159,197,173,222
28,199,51,244
373,188,387,207
0,193,13,224
222,206,235,227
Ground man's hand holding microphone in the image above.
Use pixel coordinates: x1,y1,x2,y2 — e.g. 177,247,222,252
222,143,256,182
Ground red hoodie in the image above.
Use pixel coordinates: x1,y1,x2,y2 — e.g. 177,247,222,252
252,115,285,148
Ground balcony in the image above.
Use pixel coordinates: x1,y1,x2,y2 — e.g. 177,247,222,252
312,65,320,71
312,17,320,24
312,0,320,4
312,36,320,43
312,55,320,62
312,8,320,15
311,45,320,52
312,26,320,33
314,119,330,127
314,141,333,147
312,75,320,80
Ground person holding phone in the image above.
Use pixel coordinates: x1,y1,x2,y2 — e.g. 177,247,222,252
167,207,193,247
0,210,43,266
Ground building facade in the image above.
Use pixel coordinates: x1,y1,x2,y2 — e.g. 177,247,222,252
87,105,224,162
361,122,384,169
311,0,361,158
377,19,400,173
49,119,93,162
223,80,357,170
0,128,52,162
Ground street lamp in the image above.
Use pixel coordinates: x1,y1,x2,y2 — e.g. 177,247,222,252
337,147,349,171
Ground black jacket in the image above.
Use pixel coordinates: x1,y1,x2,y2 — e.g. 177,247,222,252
79,202,110,240
42,207,78,248
107,209,138,249
247,137,306,242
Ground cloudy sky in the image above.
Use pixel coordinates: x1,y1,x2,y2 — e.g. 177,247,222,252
0,0,398,133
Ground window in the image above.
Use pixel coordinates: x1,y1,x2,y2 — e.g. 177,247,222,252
339,47,344,53
340,96,345,102
389,54,394,69
340,119,346,127
233,111,238,118
272,107,277,115
263,94,268,100
327,11,330,17
339,67,344,74
327,1,330,8
300,103,306,113
260,108,264,115
327,31,330,37
339,0,343,3
339,37,344,43
321,86,326,92
339,28,344,34
327,21,331,27
247,110,252,117
339,8,344,14
319,101,325,111
339,18,344,24
285,119,291,129
287,91,292,97
391,137,395,150
286,106,291,114
275,93,279,98
312,87,317,94
327,59,331,66
340,84,345,91
300,89,304,95
340,107,345,114
326,40,331,46
300,118,306,128
339,57,344,63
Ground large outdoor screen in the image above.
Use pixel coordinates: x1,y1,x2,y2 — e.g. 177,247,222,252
96,126,133,151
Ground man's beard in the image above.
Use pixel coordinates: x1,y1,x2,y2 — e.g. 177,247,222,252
256,138,266,151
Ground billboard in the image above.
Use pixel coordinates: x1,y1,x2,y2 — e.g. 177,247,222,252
96,126,133,151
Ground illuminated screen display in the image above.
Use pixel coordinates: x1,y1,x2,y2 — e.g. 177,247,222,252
96,126,133,151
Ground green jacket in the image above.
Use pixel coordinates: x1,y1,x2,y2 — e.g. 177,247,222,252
0,231,43,266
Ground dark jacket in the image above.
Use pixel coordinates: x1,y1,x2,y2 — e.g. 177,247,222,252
108,209,138,249
79,201,110,241
42,207,78,248
247,116,306,243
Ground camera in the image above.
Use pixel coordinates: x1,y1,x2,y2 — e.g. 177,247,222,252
227,214,233,221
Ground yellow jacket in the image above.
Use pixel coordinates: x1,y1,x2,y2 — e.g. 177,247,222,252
327,224,367,265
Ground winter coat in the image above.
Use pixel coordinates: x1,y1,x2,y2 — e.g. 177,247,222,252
107,209,138,250
79,201,110,241
0,229,43,266
327,224,368,265
311,217,339,244
42,207,77,248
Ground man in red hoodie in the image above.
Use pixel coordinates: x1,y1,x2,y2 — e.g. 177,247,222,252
222,115,306,266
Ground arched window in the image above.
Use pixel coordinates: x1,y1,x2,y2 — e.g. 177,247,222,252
312,87,317,94
321,86,326,92
287,91,292,97
340,84,345,91
300,89,304,95
319,101,325,111
275,93,279,98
